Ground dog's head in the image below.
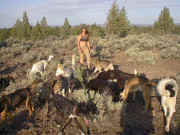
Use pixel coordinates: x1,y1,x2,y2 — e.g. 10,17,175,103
48,55,54,61
56,64,64,77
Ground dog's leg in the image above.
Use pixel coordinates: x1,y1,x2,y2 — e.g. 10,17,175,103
0,105,8,121
121,81,131,101
143,84,151,111
26,95,33,117
94,67,98,73
162,98,168,116
74,117,87,135
60,117,73,133
165,110,172,132
165,101,176,132
67,78,71,95
62,89,65,97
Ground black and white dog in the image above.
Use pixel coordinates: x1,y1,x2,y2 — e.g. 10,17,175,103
156,77,178,132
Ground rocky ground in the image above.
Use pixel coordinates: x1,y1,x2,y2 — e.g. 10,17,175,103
0,34,180,135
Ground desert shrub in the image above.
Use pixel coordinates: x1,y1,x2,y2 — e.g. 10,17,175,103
61,36,76,49
72,89,123,120
160,47,180,59
125,47,159,64
22,51,37,63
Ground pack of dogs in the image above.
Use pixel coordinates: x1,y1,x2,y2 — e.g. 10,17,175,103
0,54,179,134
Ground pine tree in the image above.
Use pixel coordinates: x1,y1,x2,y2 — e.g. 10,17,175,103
31,21,42,40
118,7,130,37
63,17,71,36
40,16,48,27
40,16,48,38
22,11,31,39
106,1,130,37
106,0,120,35
10,19,24,39
90,23,105,37
153,7,175,34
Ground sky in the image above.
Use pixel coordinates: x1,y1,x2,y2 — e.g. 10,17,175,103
0,0,180,28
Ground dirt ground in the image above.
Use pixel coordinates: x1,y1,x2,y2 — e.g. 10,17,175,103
0,48,180,135
113,51,180,79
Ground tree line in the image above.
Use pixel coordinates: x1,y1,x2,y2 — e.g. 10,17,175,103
0,1,179,41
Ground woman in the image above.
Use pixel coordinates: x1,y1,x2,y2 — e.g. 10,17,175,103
77,28,91,68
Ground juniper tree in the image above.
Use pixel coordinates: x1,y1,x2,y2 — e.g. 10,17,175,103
106,1,130,37
40,16,49,38
22,11,32,39
153,7,175,34
118,7,130,37
89,23,105,37
31,21,42,40
106,0,120,35
10,19,24,39
63,17,71,36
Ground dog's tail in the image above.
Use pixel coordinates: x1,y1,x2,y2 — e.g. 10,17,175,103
157,78,178,97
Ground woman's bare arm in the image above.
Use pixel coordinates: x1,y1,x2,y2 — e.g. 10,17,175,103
77,35,81,51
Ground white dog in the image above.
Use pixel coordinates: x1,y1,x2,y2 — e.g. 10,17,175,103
156,77,178,132
28,55,54,79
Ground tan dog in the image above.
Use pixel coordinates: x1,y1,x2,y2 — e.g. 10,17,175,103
55,55,76,94
91,57,114,73
52,76,69,96
120,74,156,111
0,80,42,121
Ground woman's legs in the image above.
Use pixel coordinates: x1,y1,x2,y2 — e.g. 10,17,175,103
79,50,84,65
83,46,91,68
80,46,91,68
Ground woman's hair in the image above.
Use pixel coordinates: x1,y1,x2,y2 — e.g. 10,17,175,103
81,27,88,35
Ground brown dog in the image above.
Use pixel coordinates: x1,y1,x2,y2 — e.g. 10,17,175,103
120,74,156,111
0,79,42,121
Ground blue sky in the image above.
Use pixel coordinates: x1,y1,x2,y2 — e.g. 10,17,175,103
0,0,180,28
